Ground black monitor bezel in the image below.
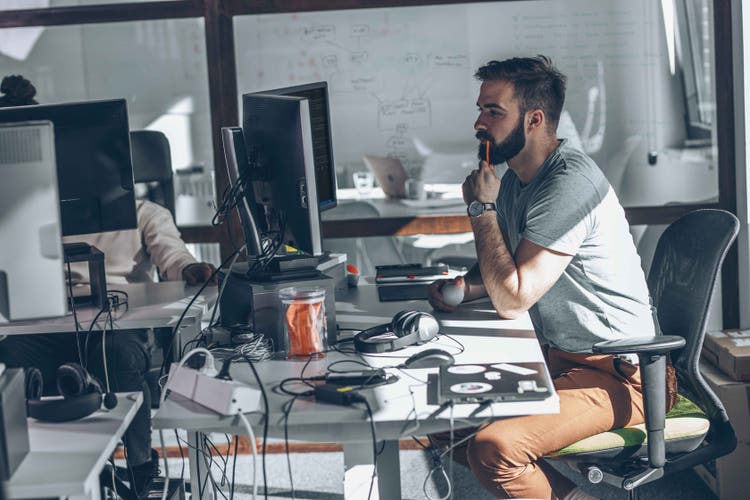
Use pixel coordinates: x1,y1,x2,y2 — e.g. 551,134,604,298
0,98,136,237
250,81,338,212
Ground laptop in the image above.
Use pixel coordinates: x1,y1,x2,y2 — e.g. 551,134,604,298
363,155,409,198
435,362,553,404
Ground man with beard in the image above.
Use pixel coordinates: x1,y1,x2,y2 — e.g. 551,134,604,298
427,56,678,500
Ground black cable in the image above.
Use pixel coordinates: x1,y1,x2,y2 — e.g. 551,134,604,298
230,435,239,500
359,397,378,500
64,258,85,366
282,395,299,500
175,429,186,487
83,305,109,368
196,432,206,500
240,352,269,500
201,434,230,500
161,246,242,378
204,435,231,490
440,333,466,355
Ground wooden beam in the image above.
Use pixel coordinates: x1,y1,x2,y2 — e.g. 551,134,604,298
714,0,739,328
225,0,510,16
0,0,201,27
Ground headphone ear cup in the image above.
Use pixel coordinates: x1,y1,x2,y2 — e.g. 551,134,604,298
57,363,90,398
414,312,440,342
393,310,420,337
27,391,102,423
24,367,44,400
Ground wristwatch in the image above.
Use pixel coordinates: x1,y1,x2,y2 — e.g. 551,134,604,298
467,200,497,218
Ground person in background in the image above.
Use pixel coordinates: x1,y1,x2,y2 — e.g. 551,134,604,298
0,74,216,496
428,56,678,500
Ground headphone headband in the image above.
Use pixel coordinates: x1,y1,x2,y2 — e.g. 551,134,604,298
25,362,117,422
353,310,440,353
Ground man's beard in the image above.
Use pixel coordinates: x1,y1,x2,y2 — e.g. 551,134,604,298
476,115,526,165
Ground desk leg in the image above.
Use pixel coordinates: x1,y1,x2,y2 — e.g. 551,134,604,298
72,481,101,500
188,431,216,500
343,440,400,500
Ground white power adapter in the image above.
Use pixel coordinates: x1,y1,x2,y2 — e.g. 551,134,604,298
166,363,262,415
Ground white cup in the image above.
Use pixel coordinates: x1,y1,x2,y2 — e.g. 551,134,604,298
352,171,374,195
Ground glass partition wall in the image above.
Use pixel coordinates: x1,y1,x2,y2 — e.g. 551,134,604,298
0,0,736,326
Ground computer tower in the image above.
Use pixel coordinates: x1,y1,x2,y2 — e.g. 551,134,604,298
0,368,29,481
218,262,337,354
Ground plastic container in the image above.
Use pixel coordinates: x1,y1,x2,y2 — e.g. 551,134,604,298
278,286,327,359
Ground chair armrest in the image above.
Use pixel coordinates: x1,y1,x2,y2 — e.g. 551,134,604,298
593,335,685,356
593,335,684,470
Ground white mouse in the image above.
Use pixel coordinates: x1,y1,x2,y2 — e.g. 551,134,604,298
441,282,465,306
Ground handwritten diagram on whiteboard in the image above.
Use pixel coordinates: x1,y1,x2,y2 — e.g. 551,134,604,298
235,6,473,175
235,0,701,200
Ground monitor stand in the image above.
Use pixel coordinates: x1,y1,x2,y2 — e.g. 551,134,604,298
63,243,108,310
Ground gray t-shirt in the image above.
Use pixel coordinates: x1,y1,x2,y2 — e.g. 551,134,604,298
495,139,655,353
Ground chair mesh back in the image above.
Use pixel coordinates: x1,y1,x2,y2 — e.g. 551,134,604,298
647,209,738,422
129,130,175,217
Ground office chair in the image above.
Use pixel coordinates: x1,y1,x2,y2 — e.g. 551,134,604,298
129,130,175,218
545,209,739,499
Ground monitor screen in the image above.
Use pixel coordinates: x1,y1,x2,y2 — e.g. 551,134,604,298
242,93,323,257
253,82,338,211
0,121,67,321
0,99,136,236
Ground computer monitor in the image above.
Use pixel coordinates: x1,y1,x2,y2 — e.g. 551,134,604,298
241,93,323,257
0,121,67,322
221,126,266,257
0,99,137,236
253,82,338,211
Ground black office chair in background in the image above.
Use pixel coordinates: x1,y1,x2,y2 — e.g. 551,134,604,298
129,130,175,218
545,209,739,499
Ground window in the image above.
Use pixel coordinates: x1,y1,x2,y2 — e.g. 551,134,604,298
0,18,216,227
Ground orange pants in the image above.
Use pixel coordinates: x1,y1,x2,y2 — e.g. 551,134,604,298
431,347,678,499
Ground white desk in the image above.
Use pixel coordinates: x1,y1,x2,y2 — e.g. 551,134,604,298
154,284,557,499
7,392,143,500
325,189,466,220
0,281,218,355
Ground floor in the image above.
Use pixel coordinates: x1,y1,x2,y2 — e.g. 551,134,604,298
149,442,719,499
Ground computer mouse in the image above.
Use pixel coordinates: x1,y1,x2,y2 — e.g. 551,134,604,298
403,348,455,369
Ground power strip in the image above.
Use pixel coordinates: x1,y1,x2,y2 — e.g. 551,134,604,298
166,363,262,415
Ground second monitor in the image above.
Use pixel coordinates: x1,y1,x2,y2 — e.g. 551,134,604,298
0,98,136,237
241,92,323,259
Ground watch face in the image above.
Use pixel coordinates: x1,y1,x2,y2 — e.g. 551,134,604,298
467,201,483,217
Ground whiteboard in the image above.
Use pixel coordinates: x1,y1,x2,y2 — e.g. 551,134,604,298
234,0,717,204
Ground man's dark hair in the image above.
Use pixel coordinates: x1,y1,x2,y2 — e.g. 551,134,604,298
475,55,566,132
0,74,38,108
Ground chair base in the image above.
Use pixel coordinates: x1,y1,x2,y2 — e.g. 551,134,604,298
571,460,664,492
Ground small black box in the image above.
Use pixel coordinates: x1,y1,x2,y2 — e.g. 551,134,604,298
0,368,30,481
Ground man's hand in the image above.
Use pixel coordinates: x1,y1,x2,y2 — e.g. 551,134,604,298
462,160,500,205
182,262,218,286
428,276,467,312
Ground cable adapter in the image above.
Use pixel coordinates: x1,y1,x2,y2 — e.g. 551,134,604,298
314,383,366,406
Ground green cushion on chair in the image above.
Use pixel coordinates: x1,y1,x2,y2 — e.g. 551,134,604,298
546,395,709,458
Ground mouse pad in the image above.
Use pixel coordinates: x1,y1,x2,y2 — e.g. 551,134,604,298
433,362,552,404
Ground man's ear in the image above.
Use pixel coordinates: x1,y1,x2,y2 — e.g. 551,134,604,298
527,109,545,131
